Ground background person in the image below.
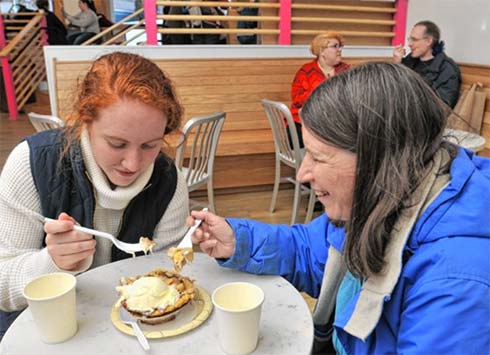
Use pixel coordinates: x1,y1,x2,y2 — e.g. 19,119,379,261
236,0,259,45
290,31,350,148
187,0,226,45
393,20,461,108
36,0,68,45
59,0,100,45
0,52,189,338
189,62,490,354
163,5,192,44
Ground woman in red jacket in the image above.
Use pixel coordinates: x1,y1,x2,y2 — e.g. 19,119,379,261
290,31,351,147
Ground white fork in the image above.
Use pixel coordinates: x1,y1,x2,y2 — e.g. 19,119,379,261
44,218,144,254
119,308,150,351
177,207,208,249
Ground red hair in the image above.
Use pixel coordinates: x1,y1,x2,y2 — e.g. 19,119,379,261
65,52,183,143
310,31,345,57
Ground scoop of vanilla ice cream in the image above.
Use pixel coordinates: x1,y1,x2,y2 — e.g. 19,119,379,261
116,276,180,313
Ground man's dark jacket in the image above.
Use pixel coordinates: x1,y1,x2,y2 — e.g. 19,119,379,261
402,52,461,108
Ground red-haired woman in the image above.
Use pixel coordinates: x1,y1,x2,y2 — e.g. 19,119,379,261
0,52,189,337
290,32,351,147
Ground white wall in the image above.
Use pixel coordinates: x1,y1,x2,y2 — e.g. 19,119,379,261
407,0,490,65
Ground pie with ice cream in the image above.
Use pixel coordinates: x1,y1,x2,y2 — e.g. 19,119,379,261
115,269,196,324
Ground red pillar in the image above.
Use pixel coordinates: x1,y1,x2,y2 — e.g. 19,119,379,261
392,0,409,46
40,12,49,46
278,0,292,45
0,15,19,120
143,0,158,45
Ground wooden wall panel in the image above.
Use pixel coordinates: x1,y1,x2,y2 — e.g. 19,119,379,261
53,57,490,190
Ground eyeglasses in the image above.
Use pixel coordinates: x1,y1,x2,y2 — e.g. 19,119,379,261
325,43,344,50
407,36,428,43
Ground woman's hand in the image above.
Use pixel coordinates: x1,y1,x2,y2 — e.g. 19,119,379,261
44,212,96,271
393,45,406,63
188,210,235,259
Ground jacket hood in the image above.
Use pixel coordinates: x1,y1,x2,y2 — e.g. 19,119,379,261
408,148,490,250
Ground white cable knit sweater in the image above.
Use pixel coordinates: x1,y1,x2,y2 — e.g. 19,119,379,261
0,134,189,311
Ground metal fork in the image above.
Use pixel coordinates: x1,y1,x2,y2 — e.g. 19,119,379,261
177,207,208,249
44,217,144,255
119,308,150,351
0,194,144,255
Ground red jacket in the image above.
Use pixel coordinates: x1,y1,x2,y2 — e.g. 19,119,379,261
290,60,351,124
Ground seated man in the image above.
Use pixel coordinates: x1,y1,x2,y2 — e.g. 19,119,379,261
393,20,461,108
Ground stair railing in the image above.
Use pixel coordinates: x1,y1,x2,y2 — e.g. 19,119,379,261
0,11,46,120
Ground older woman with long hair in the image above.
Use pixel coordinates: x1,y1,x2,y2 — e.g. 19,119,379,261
188,62,490,354
290,31,351,147
0,52,189,337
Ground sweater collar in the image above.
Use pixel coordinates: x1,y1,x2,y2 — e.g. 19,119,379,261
80,130,154,210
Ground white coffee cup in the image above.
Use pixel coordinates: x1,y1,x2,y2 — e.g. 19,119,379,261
212,282,265,355
23,272,78,343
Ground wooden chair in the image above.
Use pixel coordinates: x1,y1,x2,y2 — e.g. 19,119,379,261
27,112,64,132
261,99,316,224
175,112,226,213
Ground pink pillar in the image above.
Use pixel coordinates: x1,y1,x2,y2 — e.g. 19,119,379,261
392,0,409,46
143,0,158,45
40,13,49,46
0,15,19,120
278,0,292,45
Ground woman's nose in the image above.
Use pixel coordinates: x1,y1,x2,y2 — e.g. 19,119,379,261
297,158,312,183
121,150,142,171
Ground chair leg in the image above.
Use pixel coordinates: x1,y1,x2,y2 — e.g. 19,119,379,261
207,177,216,213
290,180,301,225
269,157,281,213
305,189,316,223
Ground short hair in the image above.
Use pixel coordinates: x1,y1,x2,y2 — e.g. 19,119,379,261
310,31,345,57
300,62,454,278
64,52,182,145
415,20,441,48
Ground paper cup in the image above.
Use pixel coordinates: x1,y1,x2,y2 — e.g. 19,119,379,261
23,272,77,343
212,282,264,355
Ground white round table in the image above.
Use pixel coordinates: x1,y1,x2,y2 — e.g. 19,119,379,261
444,128,486,153
1,253,313,354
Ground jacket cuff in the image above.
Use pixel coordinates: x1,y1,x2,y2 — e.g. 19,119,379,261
216,218,252,269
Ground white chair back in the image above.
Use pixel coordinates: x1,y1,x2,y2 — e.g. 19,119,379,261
262,99,303,170
261,99,316,224
175,112,226,213
27,112,64,132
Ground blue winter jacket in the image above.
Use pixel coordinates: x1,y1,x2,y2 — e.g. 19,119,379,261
219,148,490,354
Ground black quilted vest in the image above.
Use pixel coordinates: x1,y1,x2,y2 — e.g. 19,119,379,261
26,129,178,261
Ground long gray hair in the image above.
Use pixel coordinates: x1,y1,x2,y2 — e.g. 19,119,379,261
301,62,454,278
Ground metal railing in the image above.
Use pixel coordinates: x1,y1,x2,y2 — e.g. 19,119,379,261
82,0,401,46
0,1,407,120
